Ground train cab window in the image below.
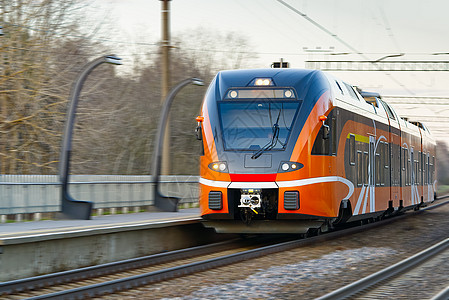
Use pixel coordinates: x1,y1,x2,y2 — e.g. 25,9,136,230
357,151,363,186
349,134,355,165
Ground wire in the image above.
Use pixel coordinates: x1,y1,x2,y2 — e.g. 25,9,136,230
276,0,415,95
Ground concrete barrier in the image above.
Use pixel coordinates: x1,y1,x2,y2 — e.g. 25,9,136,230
0,175,199,217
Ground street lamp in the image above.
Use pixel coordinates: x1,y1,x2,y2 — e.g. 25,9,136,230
151,77,204,212
59,55,122,220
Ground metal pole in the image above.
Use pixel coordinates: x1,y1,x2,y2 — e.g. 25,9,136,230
59,55,121,219
161,0,171,175
152,78,203,212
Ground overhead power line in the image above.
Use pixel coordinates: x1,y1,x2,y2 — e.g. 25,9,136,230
275,0,414,95
305,60,449,71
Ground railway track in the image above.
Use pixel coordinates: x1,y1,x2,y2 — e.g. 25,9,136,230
1,197,448,299
316,237,449,300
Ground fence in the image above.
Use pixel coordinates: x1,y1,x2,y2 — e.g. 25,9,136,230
0,175,200,216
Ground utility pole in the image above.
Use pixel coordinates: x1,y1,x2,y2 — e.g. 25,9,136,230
160,0,171,175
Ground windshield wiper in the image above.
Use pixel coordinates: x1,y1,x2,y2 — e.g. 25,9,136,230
251,123,280,159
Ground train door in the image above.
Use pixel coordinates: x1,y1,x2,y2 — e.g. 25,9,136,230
380,99,400,207
369,135,376,212
410,147,418,205
390,127,401,206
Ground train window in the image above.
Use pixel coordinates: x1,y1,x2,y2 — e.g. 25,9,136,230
376,153,383,186
331,117,337,155
357,151,363,186
343,82,360,101
349,135,355,165
218,101,300,151
363,152,369,185
380,100,396,120
430,156,435,184
424,154,428,184
401,147,406,186
335,81,344,95
402,148,406,171
406,157,411,186
415,160,419,185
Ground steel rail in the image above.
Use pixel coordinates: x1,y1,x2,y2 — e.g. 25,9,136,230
23,198,449,299
316,237,449,300
4,197,448,299
431,285,449,300
0,238,239,295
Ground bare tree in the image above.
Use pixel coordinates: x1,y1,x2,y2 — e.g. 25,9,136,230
0,0,95,174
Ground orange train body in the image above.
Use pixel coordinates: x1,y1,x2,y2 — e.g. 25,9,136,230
196,69,437,233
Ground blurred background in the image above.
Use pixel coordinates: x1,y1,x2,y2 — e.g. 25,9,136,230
0,0,448,190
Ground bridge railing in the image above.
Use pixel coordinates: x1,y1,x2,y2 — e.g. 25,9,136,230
0,175,199,217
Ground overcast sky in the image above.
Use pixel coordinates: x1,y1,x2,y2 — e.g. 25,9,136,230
91,0,449,143
91,0,449,92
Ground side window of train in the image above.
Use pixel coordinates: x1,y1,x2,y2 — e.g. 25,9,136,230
363,152,369,185
343,82,360,101
375,151,381,186
349,134,355,165
380,100,396,120
335,81,344,95
331,117,337,155
357,150,363,186
431,156,435,183
402,147,407,186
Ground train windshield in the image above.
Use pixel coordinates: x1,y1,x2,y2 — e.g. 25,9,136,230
218,101,300,151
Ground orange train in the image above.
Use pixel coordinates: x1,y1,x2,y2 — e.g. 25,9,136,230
195,68,437,233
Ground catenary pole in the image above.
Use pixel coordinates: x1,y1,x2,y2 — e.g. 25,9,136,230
160,0,171,175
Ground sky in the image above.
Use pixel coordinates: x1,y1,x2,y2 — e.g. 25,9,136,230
90,0,449,144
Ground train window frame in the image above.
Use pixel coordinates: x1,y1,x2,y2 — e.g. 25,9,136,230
363,151,369,185
375,152,381,186
335,81,344,95
331,117,337,156
349,134,356,165
217,100,301,152
343,82,361,101
379,100,396,121
357,150,363,187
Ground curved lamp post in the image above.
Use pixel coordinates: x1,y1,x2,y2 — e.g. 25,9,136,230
59,55,122,220
151,77,204,212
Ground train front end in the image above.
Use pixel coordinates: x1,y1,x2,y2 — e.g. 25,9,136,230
197,69,343,233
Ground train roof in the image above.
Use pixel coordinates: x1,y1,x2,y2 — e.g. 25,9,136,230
212,68,432,137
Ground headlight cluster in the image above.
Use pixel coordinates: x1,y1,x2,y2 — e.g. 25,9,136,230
278,161,303,173
208,161,228,172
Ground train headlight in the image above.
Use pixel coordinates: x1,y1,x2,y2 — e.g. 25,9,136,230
229,90,238,98
255,78,272,86
208,161,228,173
279,161,303,173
